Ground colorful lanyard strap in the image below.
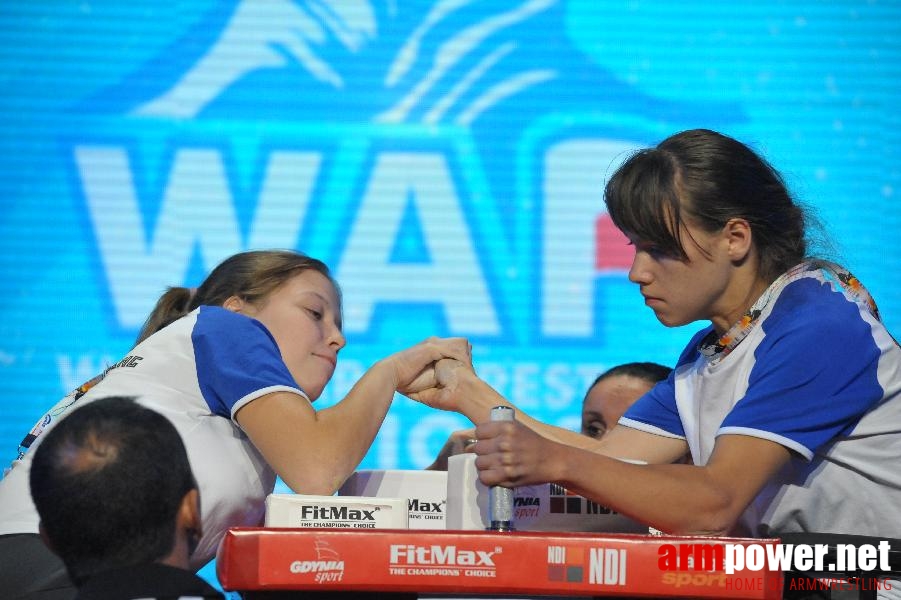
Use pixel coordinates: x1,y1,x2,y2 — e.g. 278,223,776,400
15,371,106,461
699,261,882,365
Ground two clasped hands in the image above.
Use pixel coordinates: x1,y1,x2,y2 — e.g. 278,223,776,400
392,336,555,491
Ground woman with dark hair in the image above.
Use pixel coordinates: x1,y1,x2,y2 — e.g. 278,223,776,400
415,129,901,543
580,362,671,440
426,361,672,470
0,249,470,599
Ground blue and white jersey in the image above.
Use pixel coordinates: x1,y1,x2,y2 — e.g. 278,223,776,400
620,263,901,538
0,306,309,568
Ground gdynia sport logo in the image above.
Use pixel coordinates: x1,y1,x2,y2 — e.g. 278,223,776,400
67,0,736,340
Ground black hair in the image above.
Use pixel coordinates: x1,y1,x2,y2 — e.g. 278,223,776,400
604,129,808,282
29,396,196,585
587,361,672,396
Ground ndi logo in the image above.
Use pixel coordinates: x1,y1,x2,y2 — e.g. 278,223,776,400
547,545,627,586
65,0,730,342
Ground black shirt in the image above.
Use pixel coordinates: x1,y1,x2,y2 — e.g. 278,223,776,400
74,563,224,600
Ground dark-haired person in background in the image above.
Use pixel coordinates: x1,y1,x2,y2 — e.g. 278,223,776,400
29,396,222,599
426,361,672,470
580,362,671,440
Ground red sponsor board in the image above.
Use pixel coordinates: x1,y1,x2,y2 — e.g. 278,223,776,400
217,528,783,598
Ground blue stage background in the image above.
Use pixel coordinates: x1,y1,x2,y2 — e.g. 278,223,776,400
1,0,899,590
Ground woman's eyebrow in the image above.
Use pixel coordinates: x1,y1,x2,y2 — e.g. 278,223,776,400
297,290,332,304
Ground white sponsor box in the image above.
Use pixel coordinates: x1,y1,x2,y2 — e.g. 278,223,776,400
264,494,408,530
446,453,647,533
339,469,448,530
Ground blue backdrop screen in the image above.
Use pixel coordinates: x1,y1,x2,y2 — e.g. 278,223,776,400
1,0,899,495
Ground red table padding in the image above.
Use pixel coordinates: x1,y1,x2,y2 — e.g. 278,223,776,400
217,527,782,598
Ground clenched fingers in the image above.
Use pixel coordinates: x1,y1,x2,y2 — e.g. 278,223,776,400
472,420,548,488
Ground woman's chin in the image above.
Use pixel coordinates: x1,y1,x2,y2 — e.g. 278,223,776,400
296,382,324,403
653,312,693,328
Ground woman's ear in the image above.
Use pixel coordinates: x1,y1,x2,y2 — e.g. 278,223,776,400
178,488,203,557
222,295,245,314
724,218,753,262
179,488,202,531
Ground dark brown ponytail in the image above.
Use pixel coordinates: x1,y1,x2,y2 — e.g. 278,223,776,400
134,287,196,345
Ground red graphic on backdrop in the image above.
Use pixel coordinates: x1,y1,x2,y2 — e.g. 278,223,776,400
596,214,633,272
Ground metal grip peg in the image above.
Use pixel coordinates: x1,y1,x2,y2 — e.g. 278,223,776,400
488,405,515,531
